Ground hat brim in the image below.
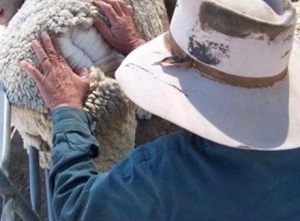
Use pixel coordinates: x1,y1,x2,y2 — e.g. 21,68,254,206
116,33,300,150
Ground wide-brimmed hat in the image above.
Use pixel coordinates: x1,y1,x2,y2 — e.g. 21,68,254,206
116,0,300,150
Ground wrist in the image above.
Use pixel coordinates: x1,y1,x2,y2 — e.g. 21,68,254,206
133,39,146,50
124,38,146,55
49,99,84,110
53,103,83,110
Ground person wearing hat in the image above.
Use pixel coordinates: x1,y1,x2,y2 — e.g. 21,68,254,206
21,0,300,220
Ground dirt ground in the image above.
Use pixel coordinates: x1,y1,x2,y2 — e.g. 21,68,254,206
6,1,300,220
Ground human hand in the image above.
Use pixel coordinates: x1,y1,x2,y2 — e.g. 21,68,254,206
20,32,90,110
93,0,146,55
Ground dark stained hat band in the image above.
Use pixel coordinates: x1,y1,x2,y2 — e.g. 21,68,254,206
164,32,288,88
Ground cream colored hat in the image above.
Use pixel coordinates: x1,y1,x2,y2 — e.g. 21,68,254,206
116,0,300,150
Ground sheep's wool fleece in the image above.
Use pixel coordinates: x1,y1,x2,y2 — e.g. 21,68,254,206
295,1,300,38
0,0,169,169
0,0,168,111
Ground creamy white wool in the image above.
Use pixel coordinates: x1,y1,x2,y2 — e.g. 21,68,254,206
295,1,300,38
11,67,137,171
0,0,169,170
0,0,121,112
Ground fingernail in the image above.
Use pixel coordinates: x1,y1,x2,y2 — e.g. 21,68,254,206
41,31,48,37
30,40,40,50
20,60,26,65
20,60,27,68
31,39,38,45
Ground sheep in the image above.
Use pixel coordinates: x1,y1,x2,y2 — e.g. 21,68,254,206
294,0,300,38
0,0,170,171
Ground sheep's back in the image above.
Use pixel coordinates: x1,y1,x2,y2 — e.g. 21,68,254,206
0,0,169,170
0,0,169,112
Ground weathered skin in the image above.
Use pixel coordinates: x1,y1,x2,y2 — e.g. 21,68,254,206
0,0,24,25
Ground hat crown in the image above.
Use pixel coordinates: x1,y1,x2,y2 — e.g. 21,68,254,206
217,0,285,19
169,0,296,85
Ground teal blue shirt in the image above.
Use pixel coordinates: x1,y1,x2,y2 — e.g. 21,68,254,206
49,106,300,221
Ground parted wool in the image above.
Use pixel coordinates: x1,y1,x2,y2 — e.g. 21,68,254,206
0,0,169,170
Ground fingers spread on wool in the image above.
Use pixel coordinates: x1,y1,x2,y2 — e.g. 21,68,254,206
100,0,128,16
110,1,124,17
94,1,118,23
31,39,52,74
20,60,43,84
118,0,129,15
51,38,66,63
40,32,59,68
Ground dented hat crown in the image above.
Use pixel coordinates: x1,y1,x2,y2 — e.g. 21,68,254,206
169,0,297,87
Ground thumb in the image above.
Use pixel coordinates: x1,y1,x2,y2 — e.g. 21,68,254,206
74,67,89,76
74,68,90,84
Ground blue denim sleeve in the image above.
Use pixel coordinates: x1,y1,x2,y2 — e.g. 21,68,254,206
49,106,163,221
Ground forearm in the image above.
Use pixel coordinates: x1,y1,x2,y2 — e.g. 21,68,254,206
49,106,100,220
48,107,162,221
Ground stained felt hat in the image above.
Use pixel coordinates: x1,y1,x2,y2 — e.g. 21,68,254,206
116,0,300,150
